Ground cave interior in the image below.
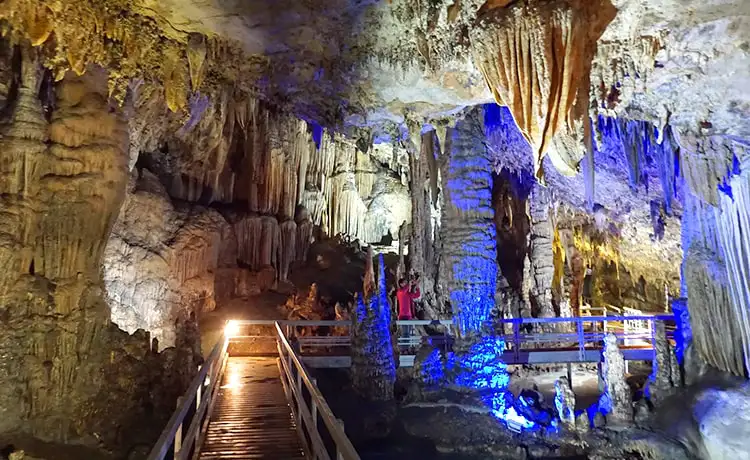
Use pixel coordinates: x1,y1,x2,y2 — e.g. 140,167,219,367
0,0,749,459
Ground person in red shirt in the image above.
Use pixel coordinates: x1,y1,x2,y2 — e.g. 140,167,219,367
397,277,421,338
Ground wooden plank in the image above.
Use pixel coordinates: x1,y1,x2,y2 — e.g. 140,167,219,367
198,357,305,460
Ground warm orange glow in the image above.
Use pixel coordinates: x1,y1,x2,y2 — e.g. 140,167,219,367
225,320,240,338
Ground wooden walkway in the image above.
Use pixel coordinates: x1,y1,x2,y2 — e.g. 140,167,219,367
199,357,305,459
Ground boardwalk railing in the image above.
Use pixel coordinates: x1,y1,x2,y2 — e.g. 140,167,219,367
231,314,674,367
148,320,360,460
273,322,361,460
147,333,229,460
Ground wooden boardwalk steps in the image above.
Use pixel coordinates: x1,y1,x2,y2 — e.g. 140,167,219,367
199,357,306,459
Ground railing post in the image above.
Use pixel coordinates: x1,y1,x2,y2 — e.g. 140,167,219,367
174,396,183,455
194,382,202,451
311,378,319,431
336,418,346,460
576,319,585,361
513,320,521,363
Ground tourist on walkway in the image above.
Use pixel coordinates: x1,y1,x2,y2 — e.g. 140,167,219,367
397,276,421,338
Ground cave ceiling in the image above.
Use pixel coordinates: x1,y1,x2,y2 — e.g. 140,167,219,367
121,0,750,138
2,0,748,159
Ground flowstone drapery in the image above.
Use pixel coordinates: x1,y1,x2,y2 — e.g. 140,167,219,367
680,137,750,377
470,0,615,179
715,161,750,376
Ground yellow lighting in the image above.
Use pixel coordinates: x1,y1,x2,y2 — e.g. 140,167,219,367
225,320,240,338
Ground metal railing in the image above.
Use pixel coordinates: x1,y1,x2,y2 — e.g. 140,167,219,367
147,334,229,460
273,322,360,460
230,315,674,361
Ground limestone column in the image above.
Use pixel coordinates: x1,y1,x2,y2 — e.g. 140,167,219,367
350,254,396,401
436,108,498,337
528,183,555,318
407,128,440,318
0,56,129,439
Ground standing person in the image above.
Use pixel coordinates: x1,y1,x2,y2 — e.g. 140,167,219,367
397,277,421,339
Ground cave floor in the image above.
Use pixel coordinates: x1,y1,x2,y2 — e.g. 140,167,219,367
0,434,114,460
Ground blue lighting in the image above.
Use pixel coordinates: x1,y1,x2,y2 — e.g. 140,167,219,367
450,336,539,431
308,122,323,151
672,300,692,364
354,254,396,393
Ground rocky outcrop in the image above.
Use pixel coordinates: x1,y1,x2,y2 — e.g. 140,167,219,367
104,169,226,349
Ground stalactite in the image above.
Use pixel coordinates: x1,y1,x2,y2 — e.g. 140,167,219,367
438,109,498,336
470,0,615,179
294,206,313,264
259,216,280,269
279,219,297,282
234,215,263,269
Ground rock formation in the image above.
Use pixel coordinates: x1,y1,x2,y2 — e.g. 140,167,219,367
351,253,396,401
599,333,633,425
0,54,198,451
470,0,616,179
437,109,498,336
528,184,556,319
554,376,577,430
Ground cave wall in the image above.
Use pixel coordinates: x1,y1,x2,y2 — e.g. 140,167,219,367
0,48,198,449
107,96,411,343
679,134,750,377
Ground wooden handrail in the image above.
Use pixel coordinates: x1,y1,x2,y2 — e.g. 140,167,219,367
274,322,361,460
147,336,228,460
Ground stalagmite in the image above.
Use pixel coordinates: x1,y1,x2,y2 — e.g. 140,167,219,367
438,108,498,336
351,253,396,401
599,333,633,425
470,0,615,179
554,376,576,430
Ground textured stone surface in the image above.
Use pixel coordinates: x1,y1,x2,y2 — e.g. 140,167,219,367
0,60,197,453
554,376,577,430
600,333,634,425
104,169,225,348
